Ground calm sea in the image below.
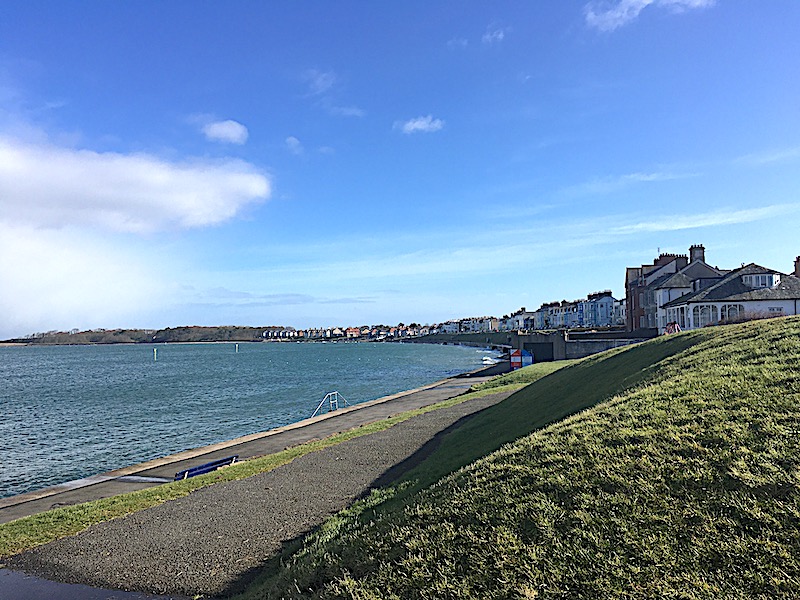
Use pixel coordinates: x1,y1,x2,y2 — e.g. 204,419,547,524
0,341,489,499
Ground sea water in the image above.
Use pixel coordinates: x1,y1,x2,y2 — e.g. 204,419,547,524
0,341,487,499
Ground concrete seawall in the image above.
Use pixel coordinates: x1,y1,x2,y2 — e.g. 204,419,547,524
407,331,649,362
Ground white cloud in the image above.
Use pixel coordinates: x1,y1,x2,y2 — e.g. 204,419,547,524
608,204,799,234
329,105,366,118
285,136,304,155
201,119,249,144
394,115,445,134
0,222,171,339
301,69,364,118
584,0,715,32
482,26,507,45
305,69,337,95
736,146,800,166
565,170,698,196
0,136,271,233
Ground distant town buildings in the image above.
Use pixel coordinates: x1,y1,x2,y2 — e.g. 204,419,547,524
22,249,800,346
257,248,800,342
210,247,800,342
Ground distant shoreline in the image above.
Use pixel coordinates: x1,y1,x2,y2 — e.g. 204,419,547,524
0,339,367,347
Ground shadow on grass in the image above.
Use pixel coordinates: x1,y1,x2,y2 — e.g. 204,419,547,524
386,331,704,497
223,332,707,598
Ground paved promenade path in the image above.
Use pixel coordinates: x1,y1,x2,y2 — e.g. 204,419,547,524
5,371,513,598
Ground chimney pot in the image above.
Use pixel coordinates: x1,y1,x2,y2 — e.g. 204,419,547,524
689,244,706,263
794,256,800,277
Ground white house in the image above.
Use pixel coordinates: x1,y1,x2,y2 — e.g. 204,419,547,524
654,258,727,333
613,299,626,326
500,308,536,331
662,261,800,331
578,291,616,328
441,321,460,334
460,316,499,333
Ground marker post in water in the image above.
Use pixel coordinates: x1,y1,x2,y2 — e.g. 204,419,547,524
154,348,157,362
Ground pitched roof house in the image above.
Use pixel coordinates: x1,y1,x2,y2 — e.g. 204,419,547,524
625,244,726,333
653,258,728,333
662,260,800,331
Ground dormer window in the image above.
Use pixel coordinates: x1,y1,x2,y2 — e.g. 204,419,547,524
743,273,780,288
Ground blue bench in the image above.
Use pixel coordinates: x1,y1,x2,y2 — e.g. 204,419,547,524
174,455,238,480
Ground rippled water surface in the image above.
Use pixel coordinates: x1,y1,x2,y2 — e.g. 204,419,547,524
0,342,485,499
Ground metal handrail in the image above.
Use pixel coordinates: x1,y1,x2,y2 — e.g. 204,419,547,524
310,391,351,418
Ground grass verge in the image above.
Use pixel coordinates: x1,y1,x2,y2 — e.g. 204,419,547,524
0,363,566,560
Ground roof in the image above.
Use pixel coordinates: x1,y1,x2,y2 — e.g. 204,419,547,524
663,264,800,308
646,272,674,290
654,260,725,290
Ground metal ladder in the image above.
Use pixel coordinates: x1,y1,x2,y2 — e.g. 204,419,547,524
311,391,351,418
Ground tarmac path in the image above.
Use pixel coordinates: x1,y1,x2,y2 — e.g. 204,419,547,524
5,376,513,598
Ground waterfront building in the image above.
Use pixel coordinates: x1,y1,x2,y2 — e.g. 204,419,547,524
624,245,727,333
662,259,800,330
578,291,616,328
613,298,626,326
441,321,460,334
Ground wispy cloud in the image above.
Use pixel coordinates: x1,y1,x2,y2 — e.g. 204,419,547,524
736,146,800,166
447,37,468,49
172,200,798,329
285,136,304,156
481,25,507,45
0,136,270,233
328,105,366,118
394,115,445,134
565,170,698,196
304,69,337,96
190,287,376,309
584,0,715,32
201,119,249,144
608,204,798,235
302,69,365,118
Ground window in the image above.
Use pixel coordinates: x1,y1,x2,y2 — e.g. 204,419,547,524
769,307,784,315
693,305,719,327
677,306,686,329
721,304,744,322
744,274,778,288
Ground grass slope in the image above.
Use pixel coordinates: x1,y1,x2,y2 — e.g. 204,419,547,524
243,317,800,599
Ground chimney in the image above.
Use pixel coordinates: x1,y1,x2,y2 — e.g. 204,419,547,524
794,256,800,277
689,244,705,263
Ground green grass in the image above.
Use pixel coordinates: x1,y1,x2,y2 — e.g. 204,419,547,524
0,363,565,560
470,360,575,392
239,317,800,599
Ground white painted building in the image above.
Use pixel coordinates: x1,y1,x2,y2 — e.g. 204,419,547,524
662,261,800,331
653,258,727,333
441,321,460,334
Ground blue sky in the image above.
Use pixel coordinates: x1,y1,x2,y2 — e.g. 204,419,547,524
1,1,799,338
